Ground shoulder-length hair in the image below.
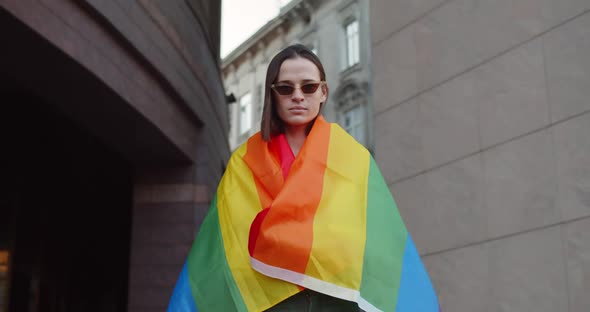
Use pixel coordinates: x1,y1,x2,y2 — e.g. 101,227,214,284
260,44,328,141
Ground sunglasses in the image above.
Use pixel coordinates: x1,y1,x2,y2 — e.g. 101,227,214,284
270,81,326,96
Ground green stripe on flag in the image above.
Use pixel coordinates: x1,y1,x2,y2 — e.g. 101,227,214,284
360,157,408,311
187,194,248,312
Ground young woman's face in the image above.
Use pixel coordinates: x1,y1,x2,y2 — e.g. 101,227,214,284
273,57,327,130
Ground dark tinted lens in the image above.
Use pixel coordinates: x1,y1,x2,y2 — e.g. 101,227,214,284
274,85,294,95
301,83,321,94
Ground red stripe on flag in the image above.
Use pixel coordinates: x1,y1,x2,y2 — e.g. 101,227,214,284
249,207,270,256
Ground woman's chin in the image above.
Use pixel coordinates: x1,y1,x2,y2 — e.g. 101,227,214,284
284,117,314,128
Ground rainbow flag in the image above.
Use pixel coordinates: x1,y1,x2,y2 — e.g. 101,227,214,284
168,116,439,312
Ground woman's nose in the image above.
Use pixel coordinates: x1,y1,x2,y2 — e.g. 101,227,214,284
291,88,304,102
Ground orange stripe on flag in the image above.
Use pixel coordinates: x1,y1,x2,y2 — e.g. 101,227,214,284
251,118,331,274
243,133,283,209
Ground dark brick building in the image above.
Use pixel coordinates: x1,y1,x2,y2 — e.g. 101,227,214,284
0,1,228,311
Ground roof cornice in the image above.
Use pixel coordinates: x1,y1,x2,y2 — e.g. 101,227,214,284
221,0,310,70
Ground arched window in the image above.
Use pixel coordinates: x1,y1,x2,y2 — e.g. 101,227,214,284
336,81,367,146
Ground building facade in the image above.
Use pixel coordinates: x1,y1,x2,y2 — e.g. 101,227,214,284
0,1,227,311
371,1,590,311
222,0,373,152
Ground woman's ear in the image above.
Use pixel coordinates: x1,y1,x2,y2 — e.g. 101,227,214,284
321,84,328,102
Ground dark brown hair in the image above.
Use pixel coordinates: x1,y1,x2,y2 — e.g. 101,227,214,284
260,44,328,141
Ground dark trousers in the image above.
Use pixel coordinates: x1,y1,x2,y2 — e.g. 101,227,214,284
265,289,360,312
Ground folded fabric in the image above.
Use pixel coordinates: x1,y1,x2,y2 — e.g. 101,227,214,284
168,116,440,312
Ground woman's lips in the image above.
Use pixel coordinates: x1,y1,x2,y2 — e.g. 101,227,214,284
289,106,307,111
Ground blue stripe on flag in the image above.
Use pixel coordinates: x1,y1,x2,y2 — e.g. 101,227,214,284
395,235,439,312
167,262,199,312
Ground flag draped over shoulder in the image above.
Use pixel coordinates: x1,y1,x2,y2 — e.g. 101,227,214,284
167,116,440,312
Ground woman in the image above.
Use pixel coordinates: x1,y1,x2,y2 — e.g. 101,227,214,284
168,45,439,312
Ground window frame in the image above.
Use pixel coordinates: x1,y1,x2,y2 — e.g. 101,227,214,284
344,19,360,68
341,105,365,144
239,92,252,135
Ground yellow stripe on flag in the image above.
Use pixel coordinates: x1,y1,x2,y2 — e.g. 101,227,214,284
305,125,370,291
218,143,299,311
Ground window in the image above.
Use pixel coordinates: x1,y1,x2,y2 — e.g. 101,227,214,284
239,93,252,135
337,81,367,146
255,84,263,113
342,106,364,145
345,19,359,68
